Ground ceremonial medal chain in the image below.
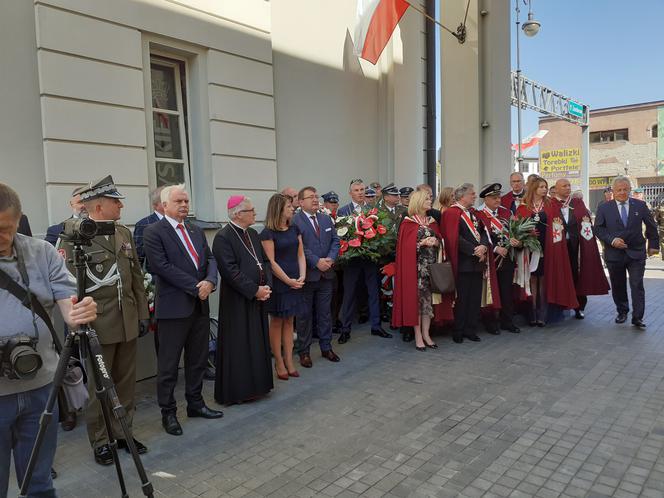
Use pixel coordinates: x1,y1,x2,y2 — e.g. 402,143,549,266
533,199,544,223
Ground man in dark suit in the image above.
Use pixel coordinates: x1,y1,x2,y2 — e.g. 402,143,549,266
336,179,391,343
143,184,223,436
133,186,165,268
595,176,660,329
45,188,85,246
294,186,341,367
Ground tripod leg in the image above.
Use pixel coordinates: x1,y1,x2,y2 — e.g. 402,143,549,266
85,328,154,498
19,331,76,498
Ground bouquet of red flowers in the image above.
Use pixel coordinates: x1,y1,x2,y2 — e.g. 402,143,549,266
335,208,397,265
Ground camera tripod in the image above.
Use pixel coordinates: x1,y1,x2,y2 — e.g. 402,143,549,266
20,240,154,498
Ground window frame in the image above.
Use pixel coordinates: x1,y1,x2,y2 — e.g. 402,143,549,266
652,124,658,139
589,128,629,144
144,49,195,211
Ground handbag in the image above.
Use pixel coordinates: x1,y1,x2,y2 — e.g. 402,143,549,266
429,245,455,294
0,267,89,409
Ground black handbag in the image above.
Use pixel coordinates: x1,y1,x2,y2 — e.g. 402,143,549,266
429,260,455,294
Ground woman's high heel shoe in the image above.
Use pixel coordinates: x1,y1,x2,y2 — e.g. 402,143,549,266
275,369,289,381
415,345,426,352
425,342,438,349
288,370,300,378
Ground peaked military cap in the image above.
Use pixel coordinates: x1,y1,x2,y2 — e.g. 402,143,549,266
78,175,125,202
479,182,503,198
322,191,339,203
382,184,400,196
365,187,376,197
399,186,414,197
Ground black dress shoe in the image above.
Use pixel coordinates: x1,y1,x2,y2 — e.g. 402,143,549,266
187,405,224,419
632,319,646,329
615,313,628,324
464,334,481,342
338,331,351,344
574,310,585,320
117,438,148,455
501,324,521,333
321,350,340,362
452,336,463,344
162,413,183,436
402,331,414,342
94,444,114,466
371,328,392,338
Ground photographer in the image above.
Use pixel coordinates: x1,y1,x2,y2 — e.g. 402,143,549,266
0,183,97,498
58,175,149,466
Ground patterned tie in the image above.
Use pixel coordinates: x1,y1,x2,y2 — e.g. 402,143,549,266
177,224,199,268
620,202,628,226
310,215,320,237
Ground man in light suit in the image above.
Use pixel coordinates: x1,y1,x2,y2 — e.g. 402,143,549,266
143,184,223,436
595,176,659,329
336,179,391,343
294,186,341,367
133,186,165,268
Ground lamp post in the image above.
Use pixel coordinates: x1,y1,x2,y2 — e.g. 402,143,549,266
515,0,541,172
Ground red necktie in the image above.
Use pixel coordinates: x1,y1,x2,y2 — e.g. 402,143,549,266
310,215,320,237
177,224,199,268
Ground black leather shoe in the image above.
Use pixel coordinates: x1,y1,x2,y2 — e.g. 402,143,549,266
117,438,148,455
464,334,481,342
615,313,628,324
162,413,183,436
187,405,224,419
501,324,521,333
574,310,585,320
338,331,351,344
94,444,114,466
321,350,340,362
371,328,392,338
632,319,646,329
452,336,463,344
402,331,414,342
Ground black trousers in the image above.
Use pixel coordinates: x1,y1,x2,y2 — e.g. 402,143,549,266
497,265,515,327
454,271,483,338
156,301,209,414
606,257,646,320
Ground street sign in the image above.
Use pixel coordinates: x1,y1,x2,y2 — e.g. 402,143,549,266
568,100,584,119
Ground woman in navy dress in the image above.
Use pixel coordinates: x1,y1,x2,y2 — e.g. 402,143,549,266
260,194,306,380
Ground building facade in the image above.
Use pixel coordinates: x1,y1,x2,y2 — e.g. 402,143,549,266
539,100,663,209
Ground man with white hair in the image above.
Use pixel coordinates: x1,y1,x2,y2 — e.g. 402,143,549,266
143,184,222,436
595,176,659,329
212,195,274,404
501,172,526,214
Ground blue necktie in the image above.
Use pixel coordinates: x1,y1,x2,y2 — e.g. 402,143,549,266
620,202,628,226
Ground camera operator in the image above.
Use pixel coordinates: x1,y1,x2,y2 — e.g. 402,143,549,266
58,175,149,466
0,183,97,498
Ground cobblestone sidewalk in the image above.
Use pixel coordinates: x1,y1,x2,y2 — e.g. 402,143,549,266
10,272,664,498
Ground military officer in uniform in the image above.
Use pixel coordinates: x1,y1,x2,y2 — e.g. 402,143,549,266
59,175,149,466
322,191,340,219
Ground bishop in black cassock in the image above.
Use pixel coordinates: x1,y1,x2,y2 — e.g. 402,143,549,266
212,197,274,405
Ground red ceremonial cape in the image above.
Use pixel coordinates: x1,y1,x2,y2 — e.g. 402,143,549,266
473,209,502,310
392,217,443,327
569,198,610,296
515,202,579,309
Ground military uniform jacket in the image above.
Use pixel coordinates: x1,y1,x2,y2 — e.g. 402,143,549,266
60,224,149,344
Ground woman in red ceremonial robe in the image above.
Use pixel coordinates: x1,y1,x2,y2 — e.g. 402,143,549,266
516,176,578,326
392,191,442,351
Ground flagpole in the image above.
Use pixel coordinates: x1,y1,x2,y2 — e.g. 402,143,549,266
406,1,462,41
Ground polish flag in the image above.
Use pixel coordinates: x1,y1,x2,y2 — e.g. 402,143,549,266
354,0,410,65
511,129,548,153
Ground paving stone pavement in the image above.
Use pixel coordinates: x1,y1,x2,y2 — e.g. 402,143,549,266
9,269,664,498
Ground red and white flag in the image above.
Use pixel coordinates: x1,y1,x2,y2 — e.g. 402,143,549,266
354,0,410,65
511,129,548,153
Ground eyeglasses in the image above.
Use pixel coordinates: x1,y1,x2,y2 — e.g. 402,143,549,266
349,178,364,186
301,195,318,201
239,208,255,213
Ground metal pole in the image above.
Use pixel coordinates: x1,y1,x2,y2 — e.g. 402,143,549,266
515,0,523,173
425,0,437,193
581,124,589,203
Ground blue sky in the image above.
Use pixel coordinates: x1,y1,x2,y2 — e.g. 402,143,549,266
509,0,664,143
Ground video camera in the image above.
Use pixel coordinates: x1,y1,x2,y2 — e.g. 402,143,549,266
62,216,115,243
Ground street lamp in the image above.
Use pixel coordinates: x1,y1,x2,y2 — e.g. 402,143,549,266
515,0,541,172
